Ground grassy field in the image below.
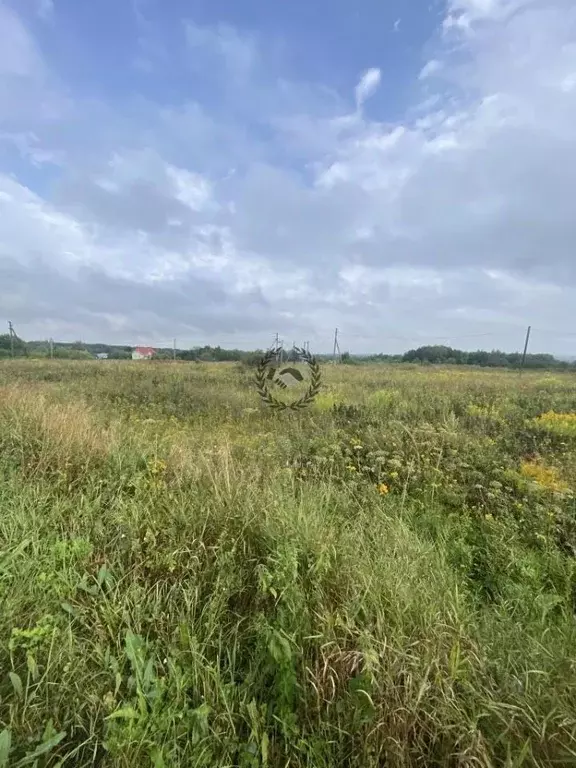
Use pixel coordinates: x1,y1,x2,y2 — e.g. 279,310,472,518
1,359,576,767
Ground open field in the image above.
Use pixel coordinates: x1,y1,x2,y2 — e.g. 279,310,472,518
1,360,576,766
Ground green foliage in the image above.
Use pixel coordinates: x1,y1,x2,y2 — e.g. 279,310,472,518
53,347,93,359
0,333,27,358
402,344,571,369
1,361,576,765
176,345,266,363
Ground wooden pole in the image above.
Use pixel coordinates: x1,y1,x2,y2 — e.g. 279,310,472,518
520,325,531,371
8,321,14,358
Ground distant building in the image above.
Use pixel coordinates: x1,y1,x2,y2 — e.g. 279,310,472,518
132,346,155,360
95,352,109,360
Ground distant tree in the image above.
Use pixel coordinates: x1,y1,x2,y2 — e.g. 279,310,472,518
238,351,264,367
0,332,27,358
177,349,199,361
0,334,11,352
404,345,455,364
53,347,92,360
341,351,360,365
401,345,567,370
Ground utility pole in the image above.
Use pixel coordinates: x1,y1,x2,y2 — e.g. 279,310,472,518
173,338,177,361
333,327,341,364
49,337,54,359
520,325,531,371
272,332,280,352
8,321,14,358
269,333,281,363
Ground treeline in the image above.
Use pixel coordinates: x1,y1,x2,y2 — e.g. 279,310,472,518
1,335,575,371
0,335,265,364
0,336,132,360
403,346,562,368
345,345,575,369
176,346,263,364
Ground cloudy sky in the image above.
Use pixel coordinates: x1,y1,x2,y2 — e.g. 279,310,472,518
1,0,576,354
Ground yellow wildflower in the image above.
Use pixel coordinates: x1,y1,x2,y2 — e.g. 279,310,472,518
520,460,569,494
533,411,576,437
377,483,389,495
148,458,167,475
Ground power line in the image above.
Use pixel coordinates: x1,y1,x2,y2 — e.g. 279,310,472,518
342,331,502,341
530,327,576,338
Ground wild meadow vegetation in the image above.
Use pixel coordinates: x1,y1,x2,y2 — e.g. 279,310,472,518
1,359,576,766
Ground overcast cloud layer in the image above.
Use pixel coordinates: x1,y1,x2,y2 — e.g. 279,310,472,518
1,0,576,354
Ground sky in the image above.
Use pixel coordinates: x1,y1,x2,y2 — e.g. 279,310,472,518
1,0,576,354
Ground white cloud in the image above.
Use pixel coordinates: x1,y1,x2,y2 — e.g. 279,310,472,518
444,0,531,30
166,165,214,212
0,4,44,76
560,72,576,91
184,21,257,80
419,59,442,79
355,68,381,109
2,1,576,353
0,130,61,165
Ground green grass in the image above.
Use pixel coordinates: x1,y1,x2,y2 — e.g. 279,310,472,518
1,360,576,766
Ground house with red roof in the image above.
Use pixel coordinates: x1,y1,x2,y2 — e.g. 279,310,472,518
132,346,155,360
